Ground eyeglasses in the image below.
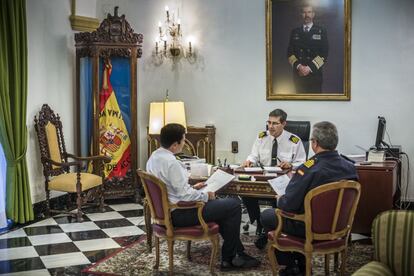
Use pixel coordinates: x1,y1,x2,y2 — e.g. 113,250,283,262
266,120,282,126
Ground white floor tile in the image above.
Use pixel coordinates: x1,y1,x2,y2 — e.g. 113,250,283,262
7,269,51,276
40,252,90,269
351,233,370,241
59,221,100,233
0,246,38,261
25,218,57,228
85,211,124,221
126,217,145,226
109,203,143,211
0,228,27,239
28,233,71,246
102,226,145,238
74,238,121,252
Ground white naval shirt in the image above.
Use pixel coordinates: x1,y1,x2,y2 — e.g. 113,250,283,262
246,130,306,167
146,147,209,204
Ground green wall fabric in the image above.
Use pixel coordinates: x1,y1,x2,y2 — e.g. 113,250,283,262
0,0,34,223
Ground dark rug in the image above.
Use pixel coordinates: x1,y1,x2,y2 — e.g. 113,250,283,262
83,235,373,275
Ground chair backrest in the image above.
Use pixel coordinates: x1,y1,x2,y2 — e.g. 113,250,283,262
34,104,69,176
137,169,173,230
372,210,414,276
304,180,361,242
284,120,311,158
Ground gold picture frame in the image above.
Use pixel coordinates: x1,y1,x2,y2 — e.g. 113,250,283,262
266,0,351,100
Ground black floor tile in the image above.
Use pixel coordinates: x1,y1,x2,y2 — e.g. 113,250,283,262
35,242,80,256
53,215,91,224
0,257,45,273
112,234,144,246
24,225,63,236
67,230,109,241
82,248,120,263
138,225,147,232
48,264,89,276
93,218,134,229
118,209,144,217
81,205,114,214
0,236,32,249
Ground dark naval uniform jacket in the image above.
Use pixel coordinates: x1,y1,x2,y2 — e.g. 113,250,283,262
287,24,329,93
276,150,358,237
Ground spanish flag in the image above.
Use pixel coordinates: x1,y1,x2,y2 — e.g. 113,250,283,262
98,60,131,178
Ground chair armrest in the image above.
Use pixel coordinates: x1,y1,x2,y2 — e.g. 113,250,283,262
169,201,209,234
278,209,305,222
270,209,305,241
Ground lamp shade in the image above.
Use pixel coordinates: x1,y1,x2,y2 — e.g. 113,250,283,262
148,101,187,134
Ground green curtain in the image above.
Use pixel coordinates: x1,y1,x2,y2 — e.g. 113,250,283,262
0,0,34,223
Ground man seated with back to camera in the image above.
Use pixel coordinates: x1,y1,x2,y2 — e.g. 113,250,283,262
260,121,358,276
241,109,306,249
146,123,260,271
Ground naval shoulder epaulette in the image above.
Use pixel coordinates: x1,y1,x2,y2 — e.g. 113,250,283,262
289,135,300,144
303,159,315,168
258,131,267,138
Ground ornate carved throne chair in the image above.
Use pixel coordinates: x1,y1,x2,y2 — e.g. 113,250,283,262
34,104,110,222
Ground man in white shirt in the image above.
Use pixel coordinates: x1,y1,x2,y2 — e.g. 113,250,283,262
241,109,306,248
147,123,260,270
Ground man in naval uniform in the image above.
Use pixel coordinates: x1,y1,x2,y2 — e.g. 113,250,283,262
287,4,329,93
260,121,358,275
241,109,306,248
147,123,260,271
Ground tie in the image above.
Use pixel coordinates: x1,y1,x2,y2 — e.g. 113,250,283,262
271,139,278,166
304,26,309,32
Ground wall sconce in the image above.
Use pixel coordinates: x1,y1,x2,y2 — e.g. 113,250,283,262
148,91,187,134
154,5,195,63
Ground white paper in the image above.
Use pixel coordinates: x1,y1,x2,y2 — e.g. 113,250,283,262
200,169,235,193
190,163,209,177
268,174,290,195
244,167,263,172
264,166,283,173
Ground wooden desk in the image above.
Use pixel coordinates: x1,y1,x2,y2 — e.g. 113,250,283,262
353,161,398,234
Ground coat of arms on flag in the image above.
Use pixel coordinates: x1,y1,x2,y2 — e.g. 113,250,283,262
97,59,131,179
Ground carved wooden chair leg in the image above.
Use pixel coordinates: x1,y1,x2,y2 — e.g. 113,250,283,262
143,200,152,252
45,189,51,217
305,252,312,276
153,236,160,269
99,186,105,212
267,245,279,276
209,236,219,274
167,239,174,276
186,240,192,260
324,254,330,275
76,192,84,222
334,252,339,272
340,249,347,276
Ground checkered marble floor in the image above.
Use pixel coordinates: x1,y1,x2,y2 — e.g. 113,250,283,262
0,201,257,275
0,202,147,275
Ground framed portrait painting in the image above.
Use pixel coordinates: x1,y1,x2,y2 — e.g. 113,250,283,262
266,0,351,100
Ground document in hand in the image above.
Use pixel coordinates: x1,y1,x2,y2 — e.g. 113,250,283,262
268,174,290,196
201,169,235,193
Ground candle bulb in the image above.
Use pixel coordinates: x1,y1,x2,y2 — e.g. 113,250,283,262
164,40,167,51
155,41,158,54
189,41,192,55
158,21,162,34
177,19,181,35
165,6,169,21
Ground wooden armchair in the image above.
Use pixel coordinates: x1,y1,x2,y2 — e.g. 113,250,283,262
267,180,361,276
137,169,220,275
34,104,110,222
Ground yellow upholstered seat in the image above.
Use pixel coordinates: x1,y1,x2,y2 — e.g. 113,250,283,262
49,173,102,192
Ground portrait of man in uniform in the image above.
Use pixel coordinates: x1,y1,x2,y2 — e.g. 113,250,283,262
266,0,351,100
